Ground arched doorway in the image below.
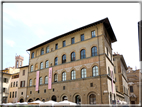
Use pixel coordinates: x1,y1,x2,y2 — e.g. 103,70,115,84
28,99,33,102
89,94,96,104
36,98,40,101
62,96,67,101
20,98,24,103
51,95,56,101
75,95,81,104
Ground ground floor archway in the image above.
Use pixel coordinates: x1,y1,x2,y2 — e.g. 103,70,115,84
75,95,81,104
36,98,40,100
28,99,33,102
51,95,56,101
20,98,24,102
89,94,96,104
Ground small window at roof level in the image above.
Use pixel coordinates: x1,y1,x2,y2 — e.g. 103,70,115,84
31,52,34,58
81,34,84,41
41,48,44,55
63,41,66,47
55,44,58,50
71,37,75,44
46,46,49,53
91,31,95,38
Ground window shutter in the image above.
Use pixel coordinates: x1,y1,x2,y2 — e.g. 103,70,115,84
20,81,22,87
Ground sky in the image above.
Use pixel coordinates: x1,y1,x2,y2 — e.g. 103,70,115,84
3,3,141,70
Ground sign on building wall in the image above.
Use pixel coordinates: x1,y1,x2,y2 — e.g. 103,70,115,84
35,71,39,91
48,67,52,89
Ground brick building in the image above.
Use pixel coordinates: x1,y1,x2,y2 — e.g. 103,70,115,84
113,53,129,104
26,18,117,104
126,67,141,104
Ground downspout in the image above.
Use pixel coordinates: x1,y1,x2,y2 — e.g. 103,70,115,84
95,25,103,104
26,51,30,102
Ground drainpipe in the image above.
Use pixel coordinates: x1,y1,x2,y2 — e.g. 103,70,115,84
26,51,30,102
95,25,103,104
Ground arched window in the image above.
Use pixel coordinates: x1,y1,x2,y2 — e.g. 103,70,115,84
93,66,98,76
89,94,96,104
91,46,97,56
41,48,44,55
71,70,76,80
40,62,43,69
55,57,58,65
45,76,48,84
71,52,75,61
31,65,33,72
31,52,34,58
80,49,86,59
62,72,66,81
46,46,49,53
62,54,66,63
54,74,58,82
39,77,42,85
46,60,49,68
12,92,14,98
81,68,86,78
108,67,110,76
29,79,32,86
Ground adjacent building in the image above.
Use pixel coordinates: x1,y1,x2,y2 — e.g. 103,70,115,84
26,17,117,104
126,66,141,104
113,53,129,104
17,65,29,102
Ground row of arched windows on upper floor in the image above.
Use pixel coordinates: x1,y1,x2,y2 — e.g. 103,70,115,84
29,66,99,86
31,31,96,59
30,47,97,72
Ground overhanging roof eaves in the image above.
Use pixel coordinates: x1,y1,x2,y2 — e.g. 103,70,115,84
27,17,117,51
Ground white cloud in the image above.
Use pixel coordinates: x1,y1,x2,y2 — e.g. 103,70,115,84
6,39,15,47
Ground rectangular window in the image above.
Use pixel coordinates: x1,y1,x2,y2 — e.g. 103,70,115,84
30,91,32,94
115,78,117,82
16,81,18,87
114,66,116,74
23,70,25,75
63,41,66,47
130,86,133,92
3,88,6,92
21,81,25,87
46,61,49,68
29,79,32,86
44,89,46,93
81,34,84,41
90,83,93,87
46,46,49,53
11,82,12,87
91,31,95,38
3,78,8,83
55,44,58,50
21,92,23,95
71,37,75,44
12,92,14,98
15,91,17,98
63,86,65,90
38,90,40,93
10,92,11,98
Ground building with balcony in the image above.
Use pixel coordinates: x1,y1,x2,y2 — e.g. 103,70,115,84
26,17,117,104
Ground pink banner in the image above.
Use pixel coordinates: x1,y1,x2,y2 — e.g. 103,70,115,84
35,71,39,91
48,67,52,89
111,69,113,93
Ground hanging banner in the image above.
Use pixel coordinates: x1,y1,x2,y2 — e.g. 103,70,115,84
111,68,113,93
48,67,52,89
35,71,39,91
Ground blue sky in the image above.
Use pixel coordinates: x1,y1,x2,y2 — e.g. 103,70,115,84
3,3,140,70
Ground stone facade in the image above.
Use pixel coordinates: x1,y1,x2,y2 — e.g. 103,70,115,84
113,53,130,104
17,65,29,102
126,67,141,104
26,18,117,104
